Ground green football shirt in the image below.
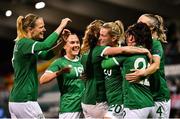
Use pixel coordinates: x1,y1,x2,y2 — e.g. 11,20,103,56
46,56,84,112
149,39,170,101
103,56,123,106
102,54,154,109
81,46,109,104
9,32,59,102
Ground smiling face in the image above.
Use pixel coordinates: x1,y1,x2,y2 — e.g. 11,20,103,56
64,34,80,59
99,27,113,46
30,18,46,40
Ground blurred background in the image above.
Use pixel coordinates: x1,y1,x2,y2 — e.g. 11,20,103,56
0,0,180,118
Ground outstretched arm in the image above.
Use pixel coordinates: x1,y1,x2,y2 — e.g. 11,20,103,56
34,18,72,53
44,29,71,57
39,67,71,84
37,37,66,60
103,46,152,62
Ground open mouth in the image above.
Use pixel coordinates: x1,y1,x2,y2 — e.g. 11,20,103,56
40,32,44,36
72,47,80,52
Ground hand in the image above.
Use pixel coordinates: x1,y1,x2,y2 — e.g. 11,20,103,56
60,18,72,28
141,48,153,64
126,69,146,83
56,67,71,76
62,29,71,35
60,67,71,73
55,18,71,35
62,29,71,41
80,72,88,80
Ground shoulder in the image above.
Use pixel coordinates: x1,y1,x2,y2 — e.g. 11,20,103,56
152,39,162,46
95,46,108,50
17,38,36,46
51,57,64,64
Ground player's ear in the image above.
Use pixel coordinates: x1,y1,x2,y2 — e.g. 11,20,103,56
26,26,33,33
63,43,67,50
112,36,117,42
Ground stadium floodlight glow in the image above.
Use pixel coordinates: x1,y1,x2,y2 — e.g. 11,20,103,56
5,10,12,17
35,2,45,9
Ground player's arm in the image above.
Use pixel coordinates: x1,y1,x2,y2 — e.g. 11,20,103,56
33,18,71,53
38,50,55,60
39,67,71,84
103,46,152,61
144,55,160,76
101,57,119,69
126,41,162,82
126,55,160,82
38,39,65,60
102,55,126,69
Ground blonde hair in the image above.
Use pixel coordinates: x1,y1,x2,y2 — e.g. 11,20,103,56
80,20,104,54
15,13,39,41
140,14,167,43
102,20,125,46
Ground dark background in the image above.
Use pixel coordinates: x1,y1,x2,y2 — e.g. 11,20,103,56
0,0,180,118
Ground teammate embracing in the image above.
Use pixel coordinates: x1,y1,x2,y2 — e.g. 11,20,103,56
126,14,171,118
102,22,154,118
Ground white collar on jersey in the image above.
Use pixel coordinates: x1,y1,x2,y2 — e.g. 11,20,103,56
64,55,79,62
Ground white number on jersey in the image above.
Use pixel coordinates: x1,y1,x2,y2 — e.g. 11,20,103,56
74,67,84,77
133,58,150,86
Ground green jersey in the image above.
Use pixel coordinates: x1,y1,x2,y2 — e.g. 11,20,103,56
103,56,123,105
9,32,59,102
102,54,154,109
149,39,170,101
81,46,109,104
47,56,84,112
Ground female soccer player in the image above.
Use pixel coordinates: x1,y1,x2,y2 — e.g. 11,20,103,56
102,22,154,118
80,20,151,118
126,14,171,118
100,20,125,119
9,13,71,118
40,31,84,119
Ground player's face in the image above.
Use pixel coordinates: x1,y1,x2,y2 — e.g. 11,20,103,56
126,34,136,46
99,27,113,46
31,18,46,40
64,34,80,58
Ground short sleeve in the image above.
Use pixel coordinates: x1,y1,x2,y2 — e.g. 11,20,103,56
46,59,61,73
152,40,163,58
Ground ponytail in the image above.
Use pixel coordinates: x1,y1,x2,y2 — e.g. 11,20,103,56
155,15,167,43
81,20,104,80
15,16,27,41
115,20,125,45
103,20,125,46
141,14,167,43
81,20,104,54
15,13,39,41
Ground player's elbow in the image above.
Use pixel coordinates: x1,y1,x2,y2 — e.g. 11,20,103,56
39,78,45,85
39,75,48,85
